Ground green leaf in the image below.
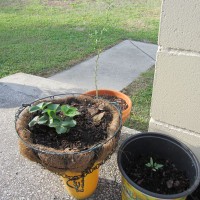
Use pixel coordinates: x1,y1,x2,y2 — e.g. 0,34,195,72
29,102,52,113
68,109,80,117
145,163,152,167
36,102,52,109
61,105,70,113
55,126,68,134
61,105,80,117
41,102,52,109
37,115,48,125
47,110,59,120
57,106,61,112
61,119,76,127
155,164,163,169
36,102,46,109
150,157,153,166
47,104,60,111
28,116,39,127
49,119,61,127
29,105,41,113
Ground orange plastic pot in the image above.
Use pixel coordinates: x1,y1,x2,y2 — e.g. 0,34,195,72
85,89,132,124
61,167,99,199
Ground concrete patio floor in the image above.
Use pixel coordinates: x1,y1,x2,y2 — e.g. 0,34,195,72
0,77,139,200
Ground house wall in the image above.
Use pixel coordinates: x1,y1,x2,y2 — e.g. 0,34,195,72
149,0,200,160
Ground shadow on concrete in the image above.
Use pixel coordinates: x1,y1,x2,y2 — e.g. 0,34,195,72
89,130,138,200
0,82,85,109
91,178,121,200
0,82,40,109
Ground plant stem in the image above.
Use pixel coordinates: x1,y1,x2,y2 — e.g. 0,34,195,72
95,50,100,98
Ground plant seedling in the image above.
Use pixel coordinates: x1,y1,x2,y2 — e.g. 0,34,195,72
145,157,163,172
28,102,80,134
90,28,107,98
90,0,114,99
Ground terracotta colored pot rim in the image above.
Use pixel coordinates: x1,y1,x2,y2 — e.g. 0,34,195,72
84,89,132,113
84,89,132,124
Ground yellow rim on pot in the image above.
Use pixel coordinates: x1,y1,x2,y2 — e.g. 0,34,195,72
121,177,186,200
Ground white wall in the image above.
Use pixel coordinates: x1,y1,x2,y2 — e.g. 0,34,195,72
149,0,200,160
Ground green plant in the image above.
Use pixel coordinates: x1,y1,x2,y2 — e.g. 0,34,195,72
91,28,107,98
90,0,115,98
145,157,163,172
28,102,80,134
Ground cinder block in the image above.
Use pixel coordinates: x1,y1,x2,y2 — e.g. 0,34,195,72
149,118,200,162
159,0,200,52
151,51,200,133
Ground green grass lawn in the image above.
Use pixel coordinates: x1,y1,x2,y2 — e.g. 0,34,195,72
0,0,161,78
123,67,155,131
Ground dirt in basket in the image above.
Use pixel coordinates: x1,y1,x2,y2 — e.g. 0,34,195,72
125,154,190,195
29,99,113,151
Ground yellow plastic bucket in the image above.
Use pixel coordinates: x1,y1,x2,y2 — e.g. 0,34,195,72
61,167,99,199
121,177,186,200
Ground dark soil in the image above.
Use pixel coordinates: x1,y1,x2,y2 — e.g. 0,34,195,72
125,154,190,195
91,95,128,111
29,98,113,150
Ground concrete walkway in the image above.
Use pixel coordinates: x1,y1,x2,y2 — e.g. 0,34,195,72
49,40,157,91
0,40,157,200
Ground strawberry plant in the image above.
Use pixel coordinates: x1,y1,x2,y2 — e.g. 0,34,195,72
28,102,80,134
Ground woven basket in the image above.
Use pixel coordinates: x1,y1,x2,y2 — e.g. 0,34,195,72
15,94,122,173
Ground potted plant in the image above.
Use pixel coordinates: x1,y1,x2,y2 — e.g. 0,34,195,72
15,94,122,199
85,27,132,124
85,89,132,124
117,132,200,200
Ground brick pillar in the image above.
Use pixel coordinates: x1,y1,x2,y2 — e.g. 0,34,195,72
149,0,200,160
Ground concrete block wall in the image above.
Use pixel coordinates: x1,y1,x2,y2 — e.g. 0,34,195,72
149,0,200,160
